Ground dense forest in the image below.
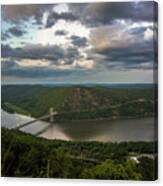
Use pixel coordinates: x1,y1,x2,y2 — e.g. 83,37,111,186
1,85,155,121
1,128,157,180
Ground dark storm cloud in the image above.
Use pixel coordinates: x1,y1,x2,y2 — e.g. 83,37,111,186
2,64,73,78
66,47,79,58
1,44,80,65
1,44,64,61
129,26,153,36
1,32,11,41
1,4,77,28
103,61,154,71
1,43,87,78
41,46,80,65
1,59,18,69
1,44,21,58
70,1,155,27
8,26,26,37
49,47,80,65
2,2,155,29
22,44,65,61
46,12,77,28
94,39,154,70
1,4,53,24
55,30,68,36
70,35,88,47
1,59,90,78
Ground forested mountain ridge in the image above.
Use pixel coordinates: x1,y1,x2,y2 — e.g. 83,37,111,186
2,85,155,120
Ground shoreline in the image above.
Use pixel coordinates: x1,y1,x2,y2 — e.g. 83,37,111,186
2,127,156,144
53,114,154,123
2,107,154,124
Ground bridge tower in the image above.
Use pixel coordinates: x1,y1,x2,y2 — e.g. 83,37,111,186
49,107,54,123
15,112,20,128
49,107,58,123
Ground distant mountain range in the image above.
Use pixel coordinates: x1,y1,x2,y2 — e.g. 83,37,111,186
2,83,157,89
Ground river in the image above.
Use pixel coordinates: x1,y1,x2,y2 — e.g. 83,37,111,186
1,110,156,142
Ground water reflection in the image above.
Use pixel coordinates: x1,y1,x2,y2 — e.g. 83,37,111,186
1,110,155,142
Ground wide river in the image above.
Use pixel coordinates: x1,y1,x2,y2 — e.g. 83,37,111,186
1,110,156,142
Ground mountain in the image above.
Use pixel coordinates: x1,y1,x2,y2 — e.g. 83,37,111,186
1,85,155,120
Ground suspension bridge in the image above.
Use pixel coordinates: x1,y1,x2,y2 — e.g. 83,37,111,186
14,98,150,132
15,107,58,130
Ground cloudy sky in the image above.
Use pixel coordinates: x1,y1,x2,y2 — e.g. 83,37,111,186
1,2,157,84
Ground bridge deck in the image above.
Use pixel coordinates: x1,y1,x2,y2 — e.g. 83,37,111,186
15,114,52,130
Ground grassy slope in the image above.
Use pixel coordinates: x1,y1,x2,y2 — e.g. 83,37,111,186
1,85,155,119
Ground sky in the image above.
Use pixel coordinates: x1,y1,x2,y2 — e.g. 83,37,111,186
1,2,157,84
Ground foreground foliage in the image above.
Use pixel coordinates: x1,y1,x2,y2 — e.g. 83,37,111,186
1,128,157,180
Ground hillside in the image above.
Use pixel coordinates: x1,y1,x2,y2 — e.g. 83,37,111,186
1,85,155,120
1,128,157,180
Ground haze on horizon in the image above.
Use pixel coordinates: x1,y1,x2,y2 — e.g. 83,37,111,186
1,2,157,84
